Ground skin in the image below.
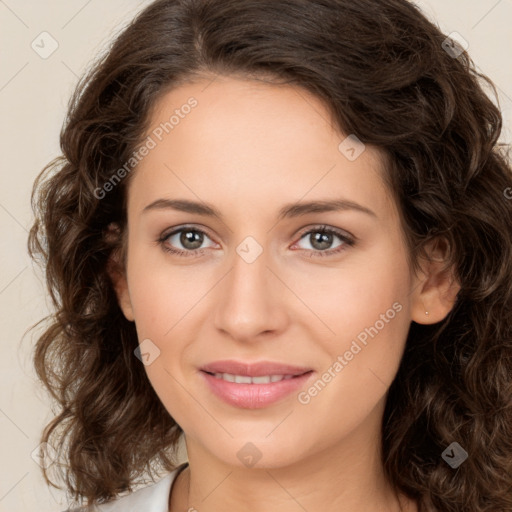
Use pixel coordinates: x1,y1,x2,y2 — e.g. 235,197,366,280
111,74,460,512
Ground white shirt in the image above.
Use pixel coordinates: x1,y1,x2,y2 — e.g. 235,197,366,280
63,462,188,512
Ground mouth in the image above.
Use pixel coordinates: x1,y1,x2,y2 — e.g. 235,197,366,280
199,360,314,409
202,371,311,384
200,359,313,377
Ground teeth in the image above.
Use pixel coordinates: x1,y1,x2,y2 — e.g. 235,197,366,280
253,376,272,384
212,372,295,384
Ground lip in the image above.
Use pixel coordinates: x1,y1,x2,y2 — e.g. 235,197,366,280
199,360,314,409
200,360,312,377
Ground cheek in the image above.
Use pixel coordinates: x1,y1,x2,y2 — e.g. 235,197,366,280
126,246,204,335
292,239,411,350
295,242,412,419
126,260,194,420
125,247,205,383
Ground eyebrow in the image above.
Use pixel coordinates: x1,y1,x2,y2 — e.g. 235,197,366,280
142,198,377,220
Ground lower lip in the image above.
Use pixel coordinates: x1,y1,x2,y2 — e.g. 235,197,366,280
200,370,314,409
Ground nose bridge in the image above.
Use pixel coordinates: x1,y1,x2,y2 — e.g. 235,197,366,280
233,235,269,294
213,234,287,340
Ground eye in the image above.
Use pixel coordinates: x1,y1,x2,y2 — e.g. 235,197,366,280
292,225,355,258
158,226,217,257
158,224,355,259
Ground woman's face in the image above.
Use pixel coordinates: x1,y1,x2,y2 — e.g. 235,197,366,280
115,75,427,469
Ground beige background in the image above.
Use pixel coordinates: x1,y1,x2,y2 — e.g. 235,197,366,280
0,1,511,510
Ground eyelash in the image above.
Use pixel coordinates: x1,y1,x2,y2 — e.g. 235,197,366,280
157,225,355,259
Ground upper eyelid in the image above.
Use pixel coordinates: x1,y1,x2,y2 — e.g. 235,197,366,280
296,225,355,241
162,224,216,243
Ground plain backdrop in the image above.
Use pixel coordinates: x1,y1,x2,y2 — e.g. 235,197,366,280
0,1,511,510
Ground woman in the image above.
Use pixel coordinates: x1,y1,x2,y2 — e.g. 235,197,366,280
28,0,512,511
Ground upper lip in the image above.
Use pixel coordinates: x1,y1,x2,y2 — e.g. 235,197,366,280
200,360,313,377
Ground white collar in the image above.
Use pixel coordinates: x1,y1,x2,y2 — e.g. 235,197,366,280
67,462,188,512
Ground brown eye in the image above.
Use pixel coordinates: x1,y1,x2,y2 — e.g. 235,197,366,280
293,226,355,258
159,226,216,257
174,229,205,250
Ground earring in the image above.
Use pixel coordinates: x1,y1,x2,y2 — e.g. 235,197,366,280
425,311,429,316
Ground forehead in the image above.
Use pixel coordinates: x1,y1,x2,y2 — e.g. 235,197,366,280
127,75,394,222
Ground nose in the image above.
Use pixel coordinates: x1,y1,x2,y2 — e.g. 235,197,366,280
213,240,289,343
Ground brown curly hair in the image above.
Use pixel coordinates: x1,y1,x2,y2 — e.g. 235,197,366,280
28,0,512,510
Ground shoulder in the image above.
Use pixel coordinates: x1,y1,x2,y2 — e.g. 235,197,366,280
62,463,188,512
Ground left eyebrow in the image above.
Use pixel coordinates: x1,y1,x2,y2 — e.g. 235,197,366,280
141,198,377,220
277,199,377,220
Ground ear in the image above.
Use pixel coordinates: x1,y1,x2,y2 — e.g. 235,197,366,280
410,237,461,324
105,223,135,322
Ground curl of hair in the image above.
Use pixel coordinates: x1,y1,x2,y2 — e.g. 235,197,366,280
28,0,512,509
